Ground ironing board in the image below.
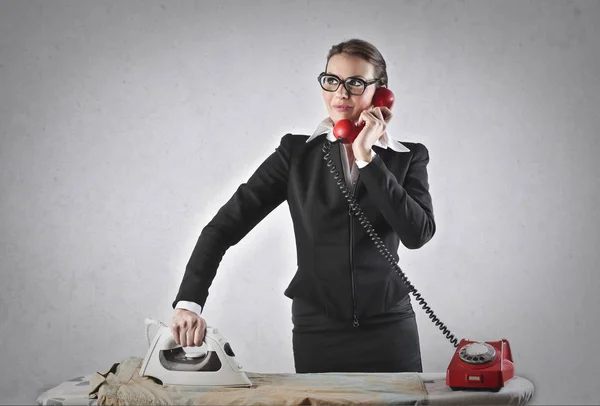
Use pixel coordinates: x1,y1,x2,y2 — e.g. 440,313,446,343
37,357,534,405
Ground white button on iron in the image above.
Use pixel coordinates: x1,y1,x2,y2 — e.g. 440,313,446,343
183,345,208,358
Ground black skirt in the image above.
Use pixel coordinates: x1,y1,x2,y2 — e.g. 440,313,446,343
291,295,423,373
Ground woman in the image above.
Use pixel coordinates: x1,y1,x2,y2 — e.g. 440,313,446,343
170,38,436,373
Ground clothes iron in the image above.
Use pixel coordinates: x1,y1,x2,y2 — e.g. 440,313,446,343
140,318,252,388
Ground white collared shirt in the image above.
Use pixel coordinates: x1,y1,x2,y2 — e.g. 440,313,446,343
306,117,411,154
176,118,410,317
305,117,410,189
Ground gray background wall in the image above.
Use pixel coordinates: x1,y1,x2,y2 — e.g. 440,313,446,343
1,0,599,404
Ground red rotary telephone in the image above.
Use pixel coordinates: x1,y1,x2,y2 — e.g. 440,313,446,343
446,339,515,391
332,87,395,143
324,87,516,391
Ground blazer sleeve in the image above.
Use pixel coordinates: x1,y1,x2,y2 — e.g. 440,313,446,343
172,134,293,310
358,143,435,249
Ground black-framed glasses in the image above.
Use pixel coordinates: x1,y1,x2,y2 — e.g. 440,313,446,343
317,72,381,96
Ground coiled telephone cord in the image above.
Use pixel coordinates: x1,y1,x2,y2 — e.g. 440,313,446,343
322,139,459,348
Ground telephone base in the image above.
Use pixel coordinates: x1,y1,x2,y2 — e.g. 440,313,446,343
446,339,514,392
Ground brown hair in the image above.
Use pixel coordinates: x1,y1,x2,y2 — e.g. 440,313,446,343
325,38,388,87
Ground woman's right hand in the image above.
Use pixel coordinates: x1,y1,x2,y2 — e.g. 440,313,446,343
170,308,207,347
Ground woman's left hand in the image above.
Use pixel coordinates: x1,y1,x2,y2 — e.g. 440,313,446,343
352,106,392,162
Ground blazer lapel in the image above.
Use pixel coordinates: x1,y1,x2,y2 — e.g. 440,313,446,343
313,137,350,209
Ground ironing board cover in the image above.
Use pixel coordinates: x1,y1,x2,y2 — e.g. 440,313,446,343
37,356,534,405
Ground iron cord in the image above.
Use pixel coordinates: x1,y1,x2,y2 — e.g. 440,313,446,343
145,317,168,347
322,139,459,348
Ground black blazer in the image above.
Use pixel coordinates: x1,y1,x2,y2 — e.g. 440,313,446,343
173,133,436,323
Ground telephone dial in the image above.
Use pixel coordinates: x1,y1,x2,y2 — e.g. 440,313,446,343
322,87,515,391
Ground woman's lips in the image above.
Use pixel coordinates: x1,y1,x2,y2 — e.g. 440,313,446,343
333,105,352,112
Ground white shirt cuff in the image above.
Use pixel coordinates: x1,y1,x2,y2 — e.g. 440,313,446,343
175,301,203,316
356,150,376,168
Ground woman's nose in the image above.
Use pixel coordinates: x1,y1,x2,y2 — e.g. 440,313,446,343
335,84,349,98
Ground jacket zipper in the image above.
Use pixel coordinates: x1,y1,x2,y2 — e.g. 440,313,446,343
339,144,360,328
350,175,360,328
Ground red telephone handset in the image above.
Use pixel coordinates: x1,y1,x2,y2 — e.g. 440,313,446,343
332,87,395,144
446,339,515,391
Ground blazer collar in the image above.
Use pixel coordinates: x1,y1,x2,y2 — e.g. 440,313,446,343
306,117,410,153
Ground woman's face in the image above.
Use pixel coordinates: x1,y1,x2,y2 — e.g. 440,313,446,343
322,53,378,124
